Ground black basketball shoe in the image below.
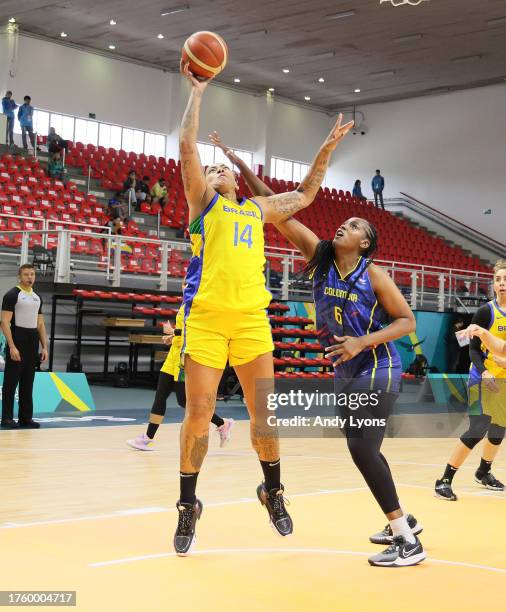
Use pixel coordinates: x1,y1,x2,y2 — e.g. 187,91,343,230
435,478,457,501
18,420,40,429
475,471,504,491
173,499,203,556
257,483,293,536
368,535,426,567
369,514,423,545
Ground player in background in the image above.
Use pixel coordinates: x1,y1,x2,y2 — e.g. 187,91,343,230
435,260,506,500
126,302,233,451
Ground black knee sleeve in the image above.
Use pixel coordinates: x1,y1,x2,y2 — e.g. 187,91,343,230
175,381,186,410
151,372,175,416
460,414,490,449
487,423,505,446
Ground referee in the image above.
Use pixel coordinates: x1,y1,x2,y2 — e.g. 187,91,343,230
1,264,48,429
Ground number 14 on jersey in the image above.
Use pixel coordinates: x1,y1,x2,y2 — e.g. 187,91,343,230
233,222,253,248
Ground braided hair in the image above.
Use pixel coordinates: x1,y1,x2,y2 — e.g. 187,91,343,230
304,219,378,279
305,219,379,331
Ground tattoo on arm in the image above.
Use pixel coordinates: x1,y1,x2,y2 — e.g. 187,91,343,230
298,150,331,196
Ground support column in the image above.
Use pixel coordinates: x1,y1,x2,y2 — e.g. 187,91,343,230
254,91,275,177
0,21,19,100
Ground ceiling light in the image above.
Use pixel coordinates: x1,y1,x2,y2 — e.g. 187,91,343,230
318,77,325,83
268,87,275,92
310,51,336,60
354,88,361,93
243,29,268,37
369,69,396,78
109,19,116,25
108,44,116,50
451,54,482,63
160,4,190,16
304,96,311,101
60,32,68,38
393,33,423,43
487,16,506,26
157,33,164,39
234,78,240,83
8,17,16,23
282,68,290,74
326,10,356,20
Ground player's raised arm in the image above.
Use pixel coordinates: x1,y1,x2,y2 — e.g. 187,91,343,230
179,62,217,217
209,131,275,197
273,217,320,262
256,113,354,224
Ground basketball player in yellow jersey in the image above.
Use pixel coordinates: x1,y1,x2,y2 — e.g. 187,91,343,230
126,304,233,451
435,259,506,501
173,61,353,555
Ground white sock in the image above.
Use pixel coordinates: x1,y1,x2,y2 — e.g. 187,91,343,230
389,515,416,544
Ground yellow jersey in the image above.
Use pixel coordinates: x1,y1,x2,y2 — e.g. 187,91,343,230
184,193,271,312
161,304,184,380
483,300,506,378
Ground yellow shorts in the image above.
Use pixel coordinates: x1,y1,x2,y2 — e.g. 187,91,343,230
160,334,184,381
182,306,274,370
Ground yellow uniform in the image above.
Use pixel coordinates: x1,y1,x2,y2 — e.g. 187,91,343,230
161,305,184,381
182,193,274,369
468,300,506,426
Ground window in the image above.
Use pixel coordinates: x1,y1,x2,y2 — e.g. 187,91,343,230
271,156,325,186
197,142,253,169
33,110,50,138
99,123,122,150
74,118,99,146
49,113,75,140
122,128,144,154
197,142,215,166
144,132,166,158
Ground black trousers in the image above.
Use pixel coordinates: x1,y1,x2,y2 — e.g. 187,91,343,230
374,190,384,210
2,329,39,422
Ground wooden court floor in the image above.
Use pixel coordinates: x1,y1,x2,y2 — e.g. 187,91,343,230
0,422,505,612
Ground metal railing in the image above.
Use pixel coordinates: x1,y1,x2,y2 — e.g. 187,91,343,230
0,228,493,309
392,193,505,259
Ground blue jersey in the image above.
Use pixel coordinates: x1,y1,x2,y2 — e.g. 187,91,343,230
313,256,401,392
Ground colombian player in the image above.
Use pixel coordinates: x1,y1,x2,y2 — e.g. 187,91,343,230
211,134,425,567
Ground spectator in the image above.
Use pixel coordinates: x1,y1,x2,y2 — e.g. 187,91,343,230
123,170,138,209
47,152,66,183
371,169,385,210
2,90,17,147
352,179,367,202
18,95,36,151
137,175,152,203
47,126,68,155
108,192,127,220
150,177,168,207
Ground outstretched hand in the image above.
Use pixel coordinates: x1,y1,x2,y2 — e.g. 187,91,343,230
180,60,214,93
209,131,241,164
321,113,354,153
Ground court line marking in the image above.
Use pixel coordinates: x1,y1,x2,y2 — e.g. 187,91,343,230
1,447,502,476
397,482,506,499
88,547,506,574
0,487,368,529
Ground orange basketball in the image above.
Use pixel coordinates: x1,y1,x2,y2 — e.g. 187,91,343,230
182,31,228,80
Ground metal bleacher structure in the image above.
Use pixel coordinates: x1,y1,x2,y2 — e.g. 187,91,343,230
0,141,498,379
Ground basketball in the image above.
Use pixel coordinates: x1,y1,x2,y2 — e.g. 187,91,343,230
182,31,228,79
